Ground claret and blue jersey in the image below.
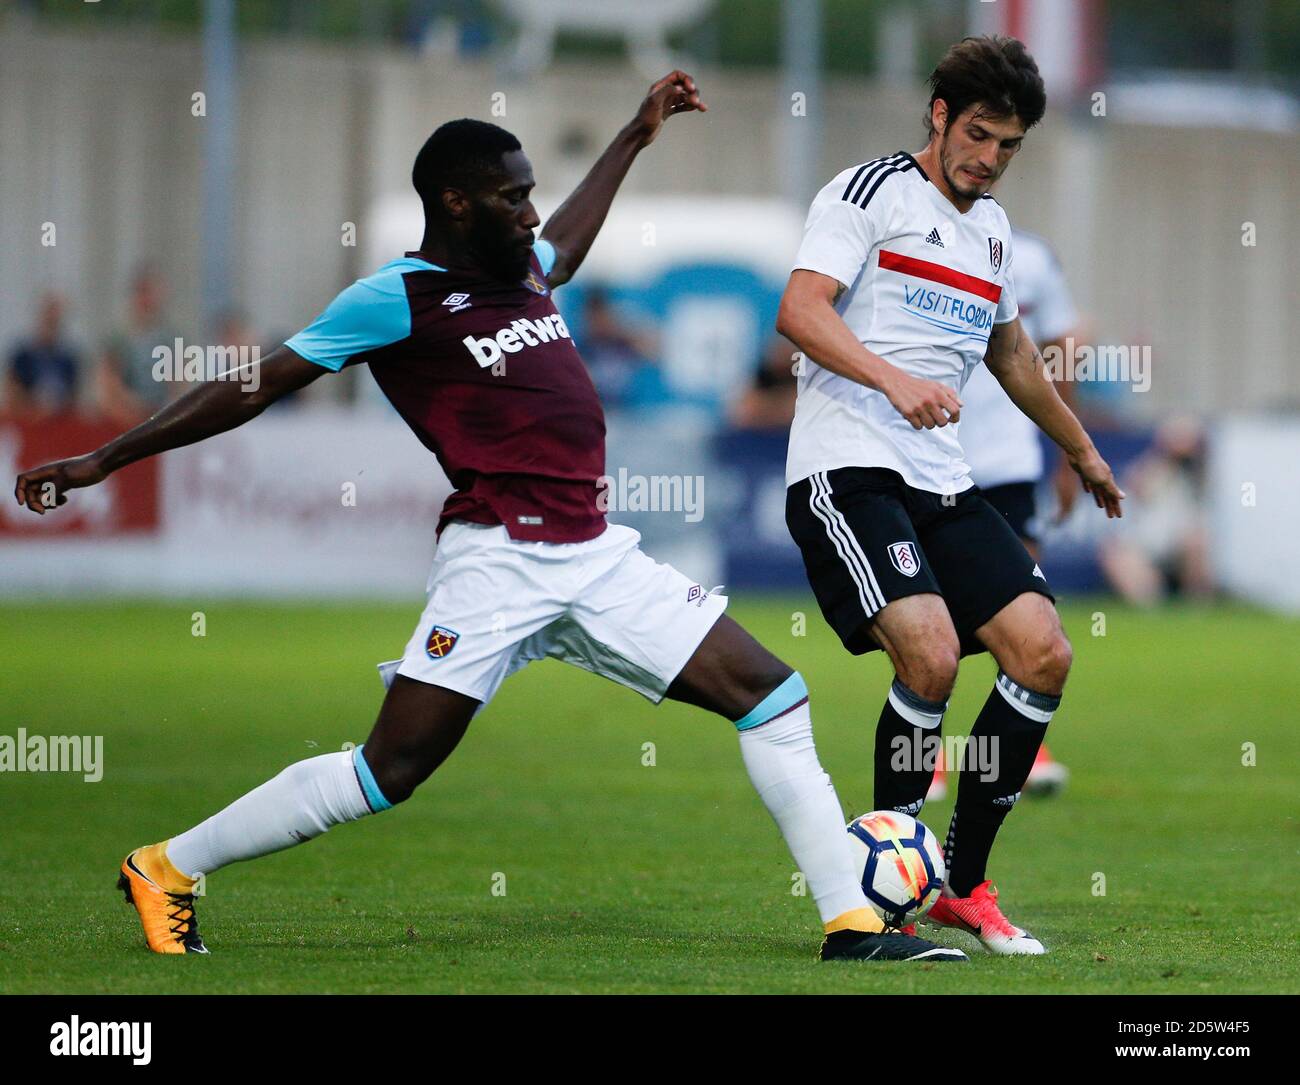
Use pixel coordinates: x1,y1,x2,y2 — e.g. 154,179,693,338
285,240,608,543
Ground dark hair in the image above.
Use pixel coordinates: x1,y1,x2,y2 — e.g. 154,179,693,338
925,36,1045,137
412,118,521,215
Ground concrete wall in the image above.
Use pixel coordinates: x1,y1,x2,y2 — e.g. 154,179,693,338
2,22,1296,414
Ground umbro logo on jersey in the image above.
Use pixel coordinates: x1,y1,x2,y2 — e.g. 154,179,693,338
462,314,572,368
925,228,944,248
442,292,472,313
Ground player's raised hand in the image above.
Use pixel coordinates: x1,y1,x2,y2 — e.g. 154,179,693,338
1069,447,1125,518
633,70,708,147
884,371,963,430
13,453,107,515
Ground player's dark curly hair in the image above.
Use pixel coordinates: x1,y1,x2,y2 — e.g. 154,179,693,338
412,119,522,216
924,35,1046,137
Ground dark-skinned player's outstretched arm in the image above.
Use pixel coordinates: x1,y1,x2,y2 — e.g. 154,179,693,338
13,346,324,514
8,71,703,517
539,69,705,288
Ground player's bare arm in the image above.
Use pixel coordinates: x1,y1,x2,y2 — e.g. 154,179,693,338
13,345,324,514
540,70,706,287
984,315,1125,517
777,268,963,430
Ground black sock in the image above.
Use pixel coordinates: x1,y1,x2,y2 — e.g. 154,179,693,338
874,678,947,815
945,672,1059,896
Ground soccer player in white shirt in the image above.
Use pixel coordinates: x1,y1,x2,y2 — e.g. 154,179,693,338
777,36,1125,955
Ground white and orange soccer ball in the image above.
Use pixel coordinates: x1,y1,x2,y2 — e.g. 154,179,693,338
846,810,946,928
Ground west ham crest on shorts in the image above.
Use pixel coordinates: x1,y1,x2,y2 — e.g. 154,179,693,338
425,625,459,658
988,237,1003,272
888,541,920,578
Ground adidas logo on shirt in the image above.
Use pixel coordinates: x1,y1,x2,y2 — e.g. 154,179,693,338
925,227,944,248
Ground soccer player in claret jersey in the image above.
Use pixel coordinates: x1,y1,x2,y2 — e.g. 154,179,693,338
776,37,1126,955
14,72,965,964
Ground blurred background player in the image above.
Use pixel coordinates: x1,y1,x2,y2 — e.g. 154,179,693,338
577,285,669,412
929,227,1083,801
730,334,801,431
1099,416,1213,606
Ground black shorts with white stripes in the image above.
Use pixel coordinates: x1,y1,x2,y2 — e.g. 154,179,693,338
786,467,1054,656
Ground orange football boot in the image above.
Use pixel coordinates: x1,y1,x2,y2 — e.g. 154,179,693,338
117,842,209,954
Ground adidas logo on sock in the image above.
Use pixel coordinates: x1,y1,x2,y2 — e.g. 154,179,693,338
925,228,944,247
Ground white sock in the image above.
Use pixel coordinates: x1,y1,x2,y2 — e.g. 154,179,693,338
166,748,385,878
737,687,870,925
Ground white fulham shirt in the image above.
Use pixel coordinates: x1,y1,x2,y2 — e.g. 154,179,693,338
958,228,1079,489
785,152,1018,495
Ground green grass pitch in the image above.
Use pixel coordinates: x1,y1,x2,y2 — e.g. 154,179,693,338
1,597,1296,994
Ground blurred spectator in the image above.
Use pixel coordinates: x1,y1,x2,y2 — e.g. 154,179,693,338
1099,416,1215,605
729,334,799,430
580,287,672,411
97,266,178,425
3,292,81,418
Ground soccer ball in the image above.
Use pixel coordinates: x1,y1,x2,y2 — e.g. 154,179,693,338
846,810,946,927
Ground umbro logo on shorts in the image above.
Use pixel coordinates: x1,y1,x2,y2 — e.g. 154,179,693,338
887,541,920,577
425,625,459,658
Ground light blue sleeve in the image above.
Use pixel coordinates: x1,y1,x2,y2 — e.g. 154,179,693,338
535,239,558,278
284,264,415,372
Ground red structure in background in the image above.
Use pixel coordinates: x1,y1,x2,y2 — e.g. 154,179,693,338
0,417,160,537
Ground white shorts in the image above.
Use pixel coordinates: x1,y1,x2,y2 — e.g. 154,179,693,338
377,521,728,707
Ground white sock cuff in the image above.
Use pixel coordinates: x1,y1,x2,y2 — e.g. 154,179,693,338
994,671,1060,723
887,678,947,730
